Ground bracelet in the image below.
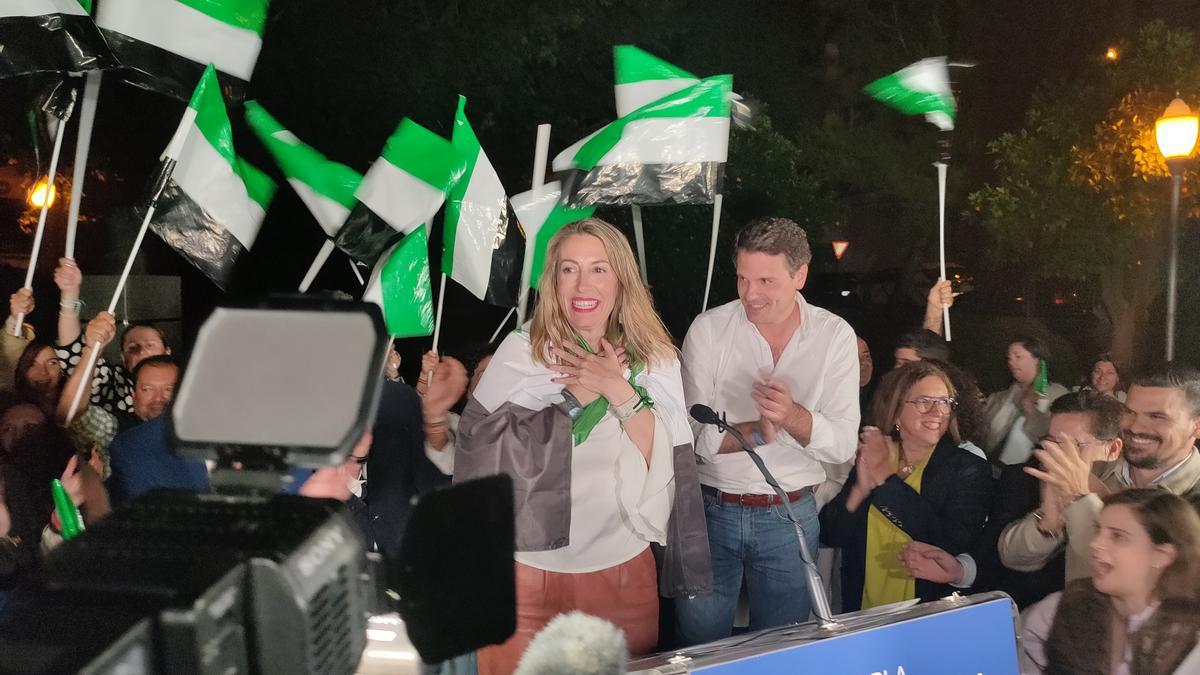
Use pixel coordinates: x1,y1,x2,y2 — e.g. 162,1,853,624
751,429,766,447
610,392,642,422
59,299,83,313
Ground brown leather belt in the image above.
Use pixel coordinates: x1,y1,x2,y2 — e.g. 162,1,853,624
702,484,813,507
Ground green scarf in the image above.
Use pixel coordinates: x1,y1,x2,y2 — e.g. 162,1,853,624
567,336,653,445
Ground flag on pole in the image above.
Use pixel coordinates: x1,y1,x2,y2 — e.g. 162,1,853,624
442,96,523,307
613,45,703,118
864,57,956,131
363,227,435,338
96,0,270,101
552,74,733,206
510,181,595,290
334,118,468,264
244,101,362,238
149,64,276,289
0,0,113,78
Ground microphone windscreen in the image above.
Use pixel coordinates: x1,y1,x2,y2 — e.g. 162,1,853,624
689,404,721,425
514,612,628,675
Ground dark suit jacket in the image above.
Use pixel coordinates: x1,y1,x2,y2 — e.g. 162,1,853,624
970,459,1065,609
820,436,994,612
348,381,449,560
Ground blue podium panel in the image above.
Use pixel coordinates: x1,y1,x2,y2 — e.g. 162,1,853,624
696,599,1018,675
629,593,1020,675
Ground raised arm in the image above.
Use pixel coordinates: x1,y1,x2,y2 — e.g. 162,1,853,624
56,311,116,425
54,258,83,347
921,279,954,335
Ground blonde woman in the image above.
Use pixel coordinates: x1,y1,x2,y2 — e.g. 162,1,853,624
454,218,711,674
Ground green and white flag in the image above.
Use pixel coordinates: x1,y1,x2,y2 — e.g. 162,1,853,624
613,45,701,118
552,74,732,206
96,0,270,101
443,96,523,308
510,181,595,290
362,227,434,338
335,118,468,264
0,0,113,78
244,101,362,238
149,64,276,289
864,57,956,131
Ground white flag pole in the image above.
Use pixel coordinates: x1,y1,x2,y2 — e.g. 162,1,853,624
489,307,516,344
701,193,724,313
297,239,336,292
65,71,102,260
934,161,951,341
631,205,648,284
517,123,551,326
14,98,76,335
431,272,448,354
348,257,364,285
65,107,196,424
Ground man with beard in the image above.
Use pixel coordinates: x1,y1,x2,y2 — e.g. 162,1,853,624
1019,363,1200,582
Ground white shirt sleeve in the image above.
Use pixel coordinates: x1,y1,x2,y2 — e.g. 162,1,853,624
1019,592,1061,675
681,316,725,462
777,323,860,464
954,553,977,588
423,412,459,476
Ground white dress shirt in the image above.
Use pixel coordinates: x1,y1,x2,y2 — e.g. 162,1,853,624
682,294,860,494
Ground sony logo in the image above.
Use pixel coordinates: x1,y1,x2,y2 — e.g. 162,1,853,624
296,527,347,578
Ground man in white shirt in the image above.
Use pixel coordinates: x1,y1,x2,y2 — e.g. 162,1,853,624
675,217,859,646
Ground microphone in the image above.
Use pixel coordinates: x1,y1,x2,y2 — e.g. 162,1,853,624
689,404,835,624
688,404,723,426
514,612,627,675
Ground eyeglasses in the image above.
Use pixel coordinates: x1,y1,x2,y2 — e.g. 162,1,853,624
905,397,958,415
1037,435,1113,449
348,455,369,465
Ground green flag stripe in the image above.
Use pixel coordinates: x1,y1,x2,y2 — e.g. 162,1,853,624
530,203,596,289
613,45,695,84
863,72,956,118
78,0,93,13
236,157,276,210
381,228,434,337
177,0,269,34
244,101,362,208
573,74,732,171
442,95,483,275
378,118,466,191
188,65,237,169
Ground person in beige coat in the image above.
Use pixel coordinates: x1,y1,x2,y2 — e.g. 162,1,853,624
983,335,1068,465
1005,364,1200,586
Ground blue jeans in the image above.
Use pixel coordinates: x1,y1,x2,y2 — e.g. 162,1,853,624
673,488,820,647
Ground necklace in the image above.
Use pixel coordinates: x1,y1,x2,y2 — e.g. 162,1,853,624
897,444,917,478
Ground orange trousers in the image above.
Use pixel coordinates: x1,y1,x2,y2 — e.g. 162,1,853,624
477,548,659,675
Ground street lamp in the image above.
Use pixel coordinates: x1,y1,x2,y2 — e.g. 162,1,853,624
28,178,56,209
1155,97,1198,361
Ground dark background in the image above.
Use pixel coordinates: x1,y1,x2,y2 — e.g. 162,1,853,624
2,0,1200,390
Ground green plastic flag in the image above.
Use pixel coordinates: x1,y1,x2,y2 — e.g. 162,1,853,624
362,228,434,338
864,57,956,131
51,478,84,540
1034,360,1049,396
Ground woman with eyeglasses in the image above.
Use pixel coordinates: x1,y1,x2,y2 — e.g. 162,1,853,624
820,360,994,611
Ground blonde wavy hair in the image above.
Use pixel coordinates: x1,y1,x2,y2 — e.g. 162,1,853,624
530,218,676,368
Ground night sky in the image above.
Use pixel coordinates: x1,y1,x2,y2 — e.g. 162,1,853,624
2,0,1200,380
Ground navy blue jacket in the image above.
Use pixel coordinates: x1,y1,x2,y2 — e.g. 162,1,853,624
820,436,994,612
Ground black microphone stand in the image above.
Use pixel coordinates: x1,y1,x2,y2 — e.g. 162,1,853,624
696,408,835,624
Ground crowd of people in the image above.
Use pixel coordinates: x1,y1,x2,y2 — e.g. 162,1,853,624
1,216,1199,674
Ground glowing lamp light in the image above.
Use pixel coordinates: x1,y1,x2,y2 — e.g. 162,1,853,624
1105,47,1119,62
1155,98,1199,167
28,179,56,209
831,240,849,261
